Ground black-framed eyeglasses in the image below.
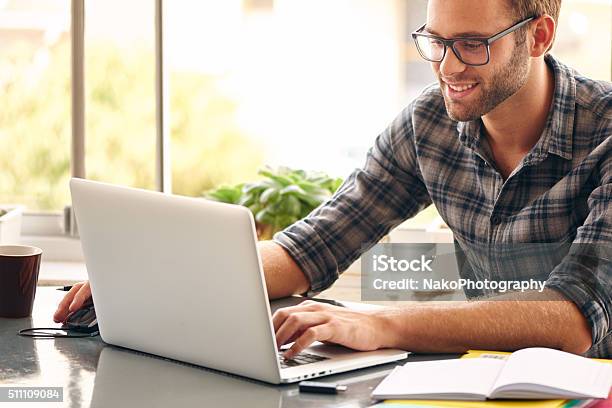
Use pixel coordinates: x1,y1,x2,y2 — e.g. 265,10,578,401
411,16,537,66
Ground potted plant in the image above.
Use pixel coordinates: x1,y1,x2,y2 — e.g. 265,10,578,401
206,167,343,240
0,206,24,244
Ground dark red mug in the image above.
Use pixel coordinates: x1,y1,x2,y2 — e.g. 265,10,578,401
0,245,42,318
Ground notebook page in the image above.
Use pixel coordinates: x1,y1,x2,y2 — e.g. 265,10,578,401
492,348,612,399
372,358,505,400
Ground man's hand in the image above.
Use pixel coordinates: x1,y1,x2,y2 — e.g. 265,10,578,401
53,281,92,323
272,300,391,359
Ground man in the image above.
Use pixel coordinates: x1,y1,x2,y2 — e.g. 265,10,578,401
55,0,611,358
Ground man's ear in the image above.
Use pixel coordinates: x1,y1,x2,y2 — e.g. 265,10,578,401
529,15,556,57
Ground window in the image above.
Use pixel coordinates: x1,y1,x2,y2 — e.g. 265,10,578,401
84,0,157,190
166,0,431,200
166,0,264,197
6,0,611,234
0,0,71,211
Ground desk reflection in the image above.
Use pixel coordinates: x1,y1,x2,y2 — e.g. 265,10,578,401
89,346,405,408
90,346,284,408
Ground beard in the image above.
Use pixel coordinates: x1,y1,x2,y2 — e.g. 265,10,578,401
440,42,530,122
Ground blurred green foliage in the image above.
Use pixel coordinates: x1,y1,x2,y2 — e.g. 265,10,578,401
0,40,71,210
0,39,264,210
206,167,344,240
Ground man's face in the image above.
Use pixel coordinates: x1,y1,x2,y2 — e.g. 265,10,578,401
426,0,531,121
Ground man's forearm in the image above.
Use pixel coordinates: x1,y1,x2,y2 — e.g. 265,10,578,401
377,290,593,355
259,241,310,299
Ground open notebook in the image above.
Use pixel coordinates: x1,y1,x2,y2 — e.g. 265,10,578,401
372,348,612,401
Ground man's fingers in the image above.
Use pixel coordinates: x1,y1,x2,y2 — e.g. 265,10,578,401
53,282,90,322
272,309,289,332
275,312,328,349
53,283,82,322
69,284,92,312
284,325,333,360
272,301,327,331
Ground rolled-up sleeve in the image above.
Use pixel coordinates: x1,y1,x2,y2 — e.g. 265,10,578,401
545,145,611,357
273,105,433,294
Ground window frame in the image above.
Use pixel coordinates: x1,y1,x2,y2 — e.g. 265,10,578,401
24,0,170,236
22,0,170,261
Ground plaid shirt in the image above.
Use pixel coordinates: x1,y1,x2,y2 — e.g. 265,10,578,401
274,55,611,358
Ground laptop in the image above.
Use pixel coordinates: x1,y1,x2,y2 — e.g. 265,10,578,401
70,178,408,384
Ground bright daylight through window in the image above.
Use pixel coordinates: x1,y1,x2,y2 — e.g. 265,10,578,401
1,0,610,225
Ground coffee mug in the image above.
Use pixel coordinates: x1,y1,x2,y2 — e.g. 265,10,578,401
0,245,42,318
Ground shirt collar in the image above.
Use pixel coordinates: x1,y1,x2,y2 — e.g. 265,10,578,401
456,54,575,163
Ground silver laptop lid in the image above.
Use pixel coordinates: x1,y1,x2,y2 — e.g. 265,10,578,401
70,178,282,383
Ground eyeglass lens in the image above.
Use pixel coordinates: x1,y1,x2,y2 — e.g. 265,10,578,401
415,36,488,65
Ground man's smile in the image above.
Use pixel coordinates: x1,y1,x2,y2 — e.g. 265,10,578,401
444,81,480,99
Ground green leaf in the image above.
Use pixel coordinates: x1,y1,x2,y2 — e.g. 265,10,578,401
306,175,329,184
279,185,307,196
248,203,262,215
285,195,302,216
238,195,255,207
260,187,280,205
275,214,298,230
329,177,344,192
255,208,275,225
288,169,307,181
298,194,324,208
269,174,293,187
242,182,268,196
258,168,295,187
205,185,243,204
296,180,318,191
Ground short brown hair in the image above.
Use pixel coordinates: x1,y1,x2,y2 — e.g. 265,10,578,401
507,0,561,23
506,0,561,49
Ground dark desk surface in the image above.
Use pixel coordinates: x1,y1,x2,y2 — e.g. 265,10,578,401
0,287,459,408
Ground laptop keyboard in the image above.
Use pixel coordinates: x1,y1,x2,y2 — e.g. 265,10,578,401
278,352,329,368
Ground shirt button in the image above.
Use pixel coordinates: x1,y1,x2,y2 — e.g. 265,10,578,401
491,215,502,225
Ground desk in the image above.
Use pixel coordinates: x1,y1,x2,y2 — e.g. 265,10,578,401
0,287,458,408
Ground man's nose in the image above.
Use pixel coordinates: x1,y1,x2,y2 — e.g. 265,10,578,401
438,47,467,77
